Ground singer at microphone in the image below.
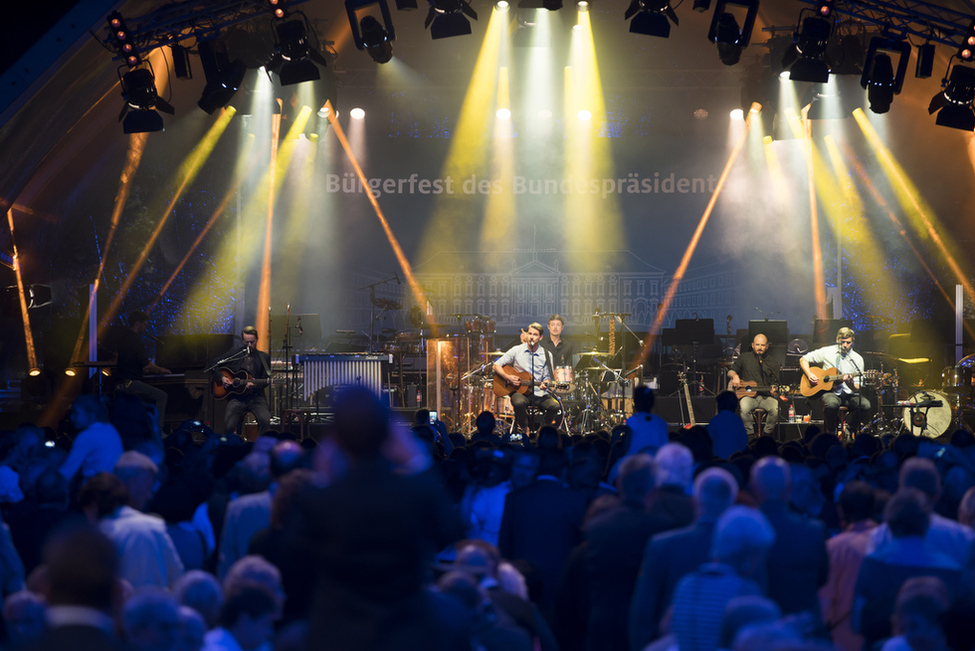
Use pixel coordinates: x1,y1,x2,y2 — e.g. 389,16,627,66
213,325,273,438
727,333,781,440
799,326,870,438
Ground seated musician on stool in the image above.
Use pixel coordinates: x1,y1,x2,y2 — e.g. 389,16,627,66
216,326,273,437
727,333,780,439
494,322,560,438
115,310,171,432
800,327,870,438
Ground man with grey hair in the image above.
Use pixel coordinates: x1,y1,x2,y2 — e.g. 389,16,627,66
122,588,181,651
750,456,828,620
668,505,775,651
113,450,159,512
645,443,695,529
866,456,975,569
630,466,739,650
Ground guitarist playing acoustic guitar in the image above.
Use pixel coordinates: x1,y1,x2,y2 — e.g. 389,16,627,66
493,322,561,439
727,333,781,439
212,325,273,438
798,326,871,438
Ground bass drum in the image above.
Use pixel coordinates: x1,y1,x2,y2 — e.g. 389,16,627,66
902,390,952,439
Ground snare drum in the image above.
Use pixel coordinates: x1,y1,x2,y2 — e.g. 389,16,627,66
554,366,576,395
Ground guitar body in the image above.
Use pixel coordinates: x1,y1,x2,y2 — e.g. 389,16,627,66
212,367,270,400
493,365,532,398
732,381,789,400
799,367,860,399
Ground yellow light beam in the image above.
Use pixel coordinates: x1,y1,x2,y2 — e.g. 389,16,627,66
642,104,760,364
256,111,284,350
97,107,237,338
803,108,828,319
323,100,432,324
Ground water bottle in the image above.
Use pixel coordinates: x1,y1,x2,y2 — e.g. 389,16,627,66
788,404,796,423
416,387,422,407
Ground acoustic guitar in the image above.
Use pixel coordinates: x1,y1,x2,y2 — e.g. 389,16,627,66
731,381,791,401
212,367,271,399
493,365,533,398
799,367,862,399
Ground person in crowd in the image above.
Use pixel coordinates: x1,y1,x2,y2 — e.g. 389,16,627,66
122,588,182,651
585,454,677,651
223,555,286,623
59,394,123,483
749,456,829,620
818,480,877,651
24,523,130,651
79,472,184,590
173,570,223,630
645,443,695,528
293,385,463,650
867,456,975,569
176,605,207,651
707,390,749,459
499,447,588,622
2,590,46,647
458,443,512,548
436,571,532,651
630,466,739,650
667,505,775,651
218,441,304,578
853,488,966,649
6,471,71,575
114,450,161,513
882,576,951,651
608,387,668,483
201,582,279,651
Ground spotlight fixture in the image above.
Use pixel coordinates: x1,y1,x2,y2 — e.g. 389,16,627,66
782,8,833,83
859,37,910,114
197,41,247,114
268,0,287,19
118,66,175,134
928,59,975,131
915,42,935,79
624,0,679,38
958,18,975,62
346,1,396,63
26,284,52,309
692,0,711,12
272,17,329,85
107,12,141,68
707,0,758,66
543,0,563,10
425,0,478,39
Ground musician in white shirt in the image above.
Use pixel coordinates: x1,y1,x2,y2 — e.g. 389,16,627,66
800,327,871,437
494,322,560,438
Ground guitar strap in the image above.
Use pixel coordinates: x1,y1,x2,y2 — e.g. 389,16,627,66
259,351,272,379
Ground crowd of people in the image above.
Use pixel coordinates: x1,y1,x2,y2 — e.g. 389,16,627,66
0,382,974,651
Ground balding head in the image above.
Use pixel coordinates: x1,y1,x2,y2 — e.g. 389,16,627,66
694,466,739,519
750,456,792,503
655,443,693,491
270,440,304,480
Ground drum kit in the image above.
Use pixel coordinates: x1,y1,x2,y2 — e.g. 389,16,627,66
860,351,973,438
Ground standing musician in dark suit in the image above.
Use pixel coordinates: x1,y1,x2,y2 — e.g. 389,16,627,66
494,322,560,437
214,325,273,437
727,333,780,439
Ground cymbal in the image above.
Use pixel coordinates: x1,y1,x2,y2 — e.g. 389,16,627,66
899,357,930,365
579,351,612,357
72,361,116,368
372,297,402,310
579,367,611,372
481,350,505,357
864,314,894,324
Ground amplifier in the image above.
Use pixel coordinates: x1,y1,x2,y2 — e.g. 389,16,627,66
297,353,390,400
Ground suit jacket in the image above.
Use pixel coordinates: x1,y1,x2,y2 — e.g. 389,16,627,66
760,499,829,619
498,478,590,616
629,518,717,651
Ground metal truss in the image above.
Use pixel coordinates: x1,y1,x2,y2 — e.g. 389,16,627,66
795,0,974,48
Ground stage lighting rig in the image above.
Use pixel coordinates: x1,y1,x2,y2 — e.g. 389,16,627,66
107,12,141,68
859,37,910,114
425,0,478,40
197,41,247,114
929,58,975,131
270,16,329,85
118,66,175,134
782,7,832,83
346,0,396,63
707,0,758,66
624,0,679,38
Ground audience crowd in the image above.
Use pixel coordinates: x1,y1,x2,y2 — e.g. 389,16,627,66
0,385,974,651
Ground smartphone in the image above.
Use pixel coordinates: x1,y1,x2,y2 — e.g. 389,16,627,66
429,411,438,424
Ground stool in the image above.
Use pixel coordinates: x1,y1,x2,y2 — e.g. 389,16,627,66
751,408,768,437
